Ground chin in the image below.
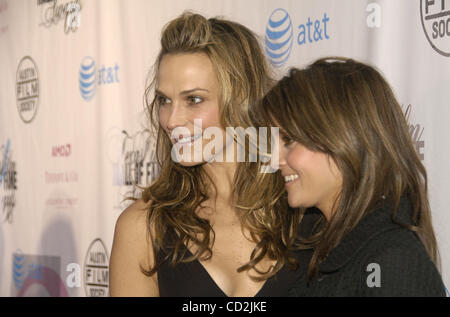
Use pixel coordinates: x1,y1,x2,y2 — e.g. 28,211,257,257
287,197,309,209
287,200,301,208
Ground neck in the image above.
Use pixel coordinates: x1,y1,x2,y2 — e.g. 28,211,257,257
317,192,341,222
201,161,237,202
201,136,246,200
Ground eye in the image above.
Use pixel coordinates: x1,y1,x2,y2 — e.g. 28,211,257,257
187,96,203,105
281,134,294,146
156,95,171,107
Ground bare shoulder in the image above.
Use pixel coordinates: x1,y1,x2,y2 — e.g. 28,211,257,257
115,199,150,237
110,199,159,296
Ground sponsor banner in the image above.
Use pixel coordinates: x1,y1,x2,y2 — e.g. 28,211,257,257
0,0,448,295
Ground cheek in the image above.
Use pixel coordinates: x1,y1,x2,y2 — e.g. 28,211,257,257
195,105,221,128
311,154,342,191
158,108,172,137
285,146,309,174
158,107,167,125
285,151,299,173
327,159,343,189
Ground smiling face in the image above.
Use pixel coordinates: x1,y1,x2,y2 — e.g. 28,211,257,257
157,52,228,166
279,134,343,220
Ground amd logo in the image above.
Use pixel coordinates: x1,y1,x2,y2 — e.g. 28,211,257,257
51,144,71,157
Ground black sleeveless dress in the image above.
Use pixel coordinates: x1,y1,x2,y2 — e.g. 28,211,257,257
157,209,320,297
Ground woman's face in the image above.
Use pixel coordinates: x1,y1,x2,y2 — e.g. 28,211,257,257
157,52,225,166
278,134,343,219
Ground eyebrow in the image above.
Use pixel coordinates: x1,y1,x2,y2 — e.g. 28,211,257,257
276,126,289,136
155,88,209,97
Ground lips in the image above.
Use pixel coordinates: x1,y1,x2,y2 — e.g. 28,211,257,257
173,134,202,145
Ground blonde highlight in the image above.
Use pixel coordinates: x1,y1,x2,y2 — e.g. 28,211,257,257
136,12,302,281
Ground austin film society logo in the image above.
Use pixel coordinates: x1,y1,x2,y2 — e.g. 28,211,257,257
1,139,17,224
84,238,109,297
16,56,39,123
79,56,120,101
265,8,331,68
421,0,450,56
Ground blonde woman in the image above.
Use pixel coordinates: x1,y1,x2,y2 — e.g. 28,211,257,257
258,57,446,296
109,12,312,297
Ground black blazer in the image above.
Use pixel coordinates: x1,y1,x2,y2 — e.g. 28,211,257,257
289,197,447,296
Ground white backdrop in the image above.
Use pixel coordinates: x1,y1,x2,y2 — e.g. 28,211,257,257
0,0,449,296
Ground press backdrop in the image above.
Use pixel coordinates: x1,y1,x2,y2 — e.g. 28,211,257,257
0,0,449,296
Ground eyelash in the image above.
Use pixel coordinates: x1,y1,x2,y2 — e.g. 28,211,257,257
156,95,204,106
156,95,171,107
187,96,203,105
281,134,294,146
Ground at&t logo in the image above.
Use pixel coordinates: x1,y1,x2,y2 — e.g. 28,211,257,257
11,250,68,296
265,8,331,68
79,56,96,101
265,8,294,68
13,251,26,289
79,56,120,101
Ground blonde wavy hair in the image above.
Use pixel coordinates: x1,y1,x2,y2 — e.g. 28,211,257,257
136,12,302,280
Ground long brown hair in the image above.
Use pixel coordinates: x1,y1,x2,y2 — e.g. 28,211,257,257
258,57,439,280
136,12,302,280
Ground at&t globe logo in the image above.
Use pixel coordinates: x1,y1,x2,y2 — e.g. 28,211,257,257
13,251,26,289
79,56,97,101
265,8,294,68
79,56,120,101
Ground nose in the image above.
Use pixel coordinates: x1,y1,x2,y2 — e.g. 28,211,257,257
268,133,286,171
277,139,287,168
165,103,188,131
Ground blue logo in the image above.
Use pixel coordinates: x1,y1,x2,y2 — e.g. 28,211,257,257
265,8,294,67
79,56,97,101
13,250,26,289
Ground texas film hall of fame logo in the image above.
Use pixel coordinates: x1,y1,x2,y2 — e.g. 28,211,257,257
0,139,17,224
